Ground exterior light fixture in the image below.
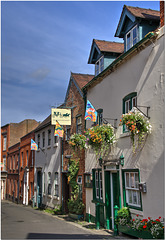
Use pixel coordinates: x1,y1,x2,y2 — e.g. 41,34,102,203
119,154,124,166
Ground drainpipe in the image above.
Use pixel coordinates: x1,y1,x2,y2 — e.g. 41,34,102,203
61,136,64,213
18,147,20,204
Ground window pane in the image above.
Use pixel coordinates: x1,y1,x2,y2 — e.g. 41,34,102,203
130,173,135,188
126,33,131,50
132,96,137,108
128,190,132,203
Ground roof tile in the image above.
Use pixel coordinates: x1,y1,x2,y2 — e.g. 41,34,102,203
94,40,124,53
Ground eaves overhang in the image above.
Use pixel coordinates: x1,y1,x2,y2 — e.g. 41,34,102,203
82,31,157,92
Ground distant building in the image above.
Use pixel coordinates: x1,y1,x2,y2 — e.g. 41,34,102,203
1,119,39,201
34,115,62,209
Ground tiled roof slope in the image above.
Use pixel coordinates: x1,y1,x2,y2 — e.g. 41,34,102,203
72,73,94,89
126,5,160,20
34,115,51,132
94,40,124,53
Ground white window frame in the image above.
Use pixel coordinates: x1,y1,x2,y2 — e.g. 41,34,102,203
54,172,59,197
95,171,99,199
42,132,45,148
21,152,23,168
99,171,103,200
48,172,51,195
3,135,7,151
48,130,51,146
126,25,138,51
125,171,141,208
3,156,6,171
26,150,28,167
76,116,82,134
95,56,104,76
37,134,40,149
13,155,15,170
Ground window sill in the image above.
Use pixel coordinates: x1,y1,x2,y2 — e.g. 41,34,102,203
53,143,58,147
92,199,105,206
47,195,52,199
53,196,59,200
47,146,51,149
120,131,131,138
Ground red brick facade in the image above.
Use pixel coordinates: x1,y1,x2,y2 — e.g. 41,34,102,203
62,73,94,213
19,131,36,205
6,143,20,202
1,119,39,201
160,1,164,27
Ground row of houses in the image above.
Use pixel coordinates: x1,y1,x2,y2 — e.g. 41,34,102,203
1,2,164,231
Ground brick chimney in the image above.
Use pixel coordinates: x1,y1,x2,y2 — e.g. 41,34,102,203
160,1,164,27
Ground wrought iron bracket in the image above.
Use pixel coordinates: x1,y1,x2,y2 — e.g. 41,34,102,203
136,106,150,119
103,118,118,129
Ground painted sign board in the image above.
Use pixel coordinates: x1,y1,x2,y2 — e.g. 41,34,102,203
51,108,71,125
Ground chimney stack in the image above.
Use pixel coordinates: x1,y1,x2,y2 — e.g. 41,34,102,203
160,1,164,27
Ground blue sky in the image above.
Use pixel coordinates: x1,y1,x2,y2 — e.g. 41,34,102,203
1,1,160,126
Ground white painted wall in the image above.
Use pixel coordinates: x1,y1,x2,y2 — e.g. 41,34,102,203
85,27,164,219
34,123,62,208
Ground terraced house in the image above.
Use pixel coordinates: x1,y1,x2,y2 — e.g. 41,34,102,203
83,4,164,230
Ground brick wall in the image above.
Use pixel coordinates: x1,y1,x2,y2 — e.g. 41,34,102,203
63,78,86,207
10,119,39,147
160,1,164,27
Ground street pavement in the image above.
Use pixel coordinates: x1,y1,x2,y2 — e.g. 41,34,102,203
1,200,132,239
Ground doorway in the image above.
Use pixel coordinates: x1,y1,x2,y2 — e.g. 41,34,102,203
37,171,42,208
105,171,120,229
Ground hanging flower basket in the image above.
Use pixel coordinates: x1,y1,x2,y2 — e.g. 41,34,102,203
84,124,116,158
69,133,86,151
120,108,152,151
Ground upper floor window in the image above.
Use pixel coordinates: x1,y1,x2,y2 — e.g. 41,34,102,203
3,156,6,171
3,136,7,151
126,25,138,51
123,92,137,132
21,152,23,168
66,126,71,141
95,56,104,76
13,155,15,170
76,116,82,134
97,109,103,126
48,130,51,146
26,150,28,166
37,134,40,149
53,126,58,144
42,132,45,148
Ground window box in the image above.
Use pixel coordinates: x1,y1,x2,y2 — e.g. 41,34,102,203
118,225,154,239
47,195,52,199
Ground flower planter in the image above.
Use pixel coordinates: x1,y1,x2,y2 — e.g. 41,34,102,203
69,213,84,220
118,225,154,239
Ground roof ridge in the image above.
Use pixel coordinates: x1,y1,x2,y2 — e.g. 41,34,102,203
94,39,124,44
125,5,159,12
71,72,94,76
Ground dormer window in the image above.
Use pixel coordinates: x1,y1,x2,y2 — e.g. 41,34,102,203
126,25,138,51
95,56,104,76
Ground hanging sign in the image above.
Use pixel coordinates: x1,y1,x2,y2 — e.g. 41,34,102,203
51,108,71,125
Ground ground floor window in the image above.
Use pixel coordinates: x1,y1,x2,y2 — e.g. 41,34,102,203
92,169,103,201
123,170,142,209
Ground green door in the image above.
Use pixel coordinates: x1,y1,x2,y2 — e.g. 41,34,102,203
105,171,120,230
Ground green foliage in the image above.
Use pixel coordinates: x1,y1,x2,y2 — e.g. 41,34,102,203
54,205,62,215
85,124,116,158
69,133,86,151
116,207,132,225
116,207,164,239
68,197,85,215
67,158,79,194
120,109,152,151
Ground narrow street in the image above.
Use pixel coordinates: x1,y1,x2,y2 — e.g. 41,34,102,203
1,200,121,240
